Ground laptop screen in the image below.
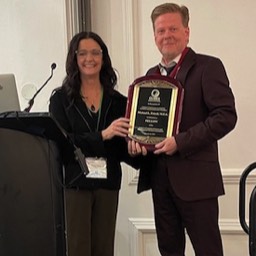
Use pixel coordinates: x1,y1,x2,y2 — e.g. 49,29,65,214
0,74,21,112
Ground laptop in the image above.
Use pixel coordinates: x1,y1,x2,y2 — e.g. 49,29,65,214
0,74,21,112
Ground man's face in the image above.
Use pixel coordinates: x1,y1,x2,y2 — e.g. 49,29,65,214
154,12,189,63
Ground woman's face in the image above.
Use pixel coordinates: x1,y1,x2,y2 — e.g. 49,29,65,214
76,38,103,78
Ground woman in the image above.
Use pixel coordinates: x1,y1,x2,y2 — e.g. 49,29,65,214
49,31,136,256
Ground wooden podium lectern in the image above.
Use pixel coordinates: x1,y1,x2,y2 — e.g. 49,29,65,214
0,112,68,256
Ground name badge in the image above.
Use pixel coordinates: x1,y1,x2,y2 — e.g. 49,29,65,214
85,157,107,179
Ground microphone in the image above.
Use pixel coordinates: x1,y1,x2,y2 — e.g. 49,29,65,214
24,63,57,112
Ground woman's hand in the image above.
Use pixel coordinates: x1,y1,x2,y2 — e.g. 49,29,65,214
128,140,147,156
101,117,130,141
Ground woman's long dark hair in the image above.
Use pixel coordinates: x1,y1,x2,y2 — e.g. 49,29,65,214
62,31,117,101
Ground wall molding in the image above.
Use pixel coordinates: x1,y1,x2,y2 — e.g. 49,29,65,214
65,0,79,42
129,217,245,234
127,168,256,186
121,0,140,86
128,217,247,256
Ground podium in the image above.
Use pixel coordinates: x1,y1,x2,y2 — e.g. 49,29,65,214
0,112,68,256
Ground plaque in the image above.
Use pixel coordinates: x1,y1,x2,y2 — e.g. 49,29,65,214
125,75,184,151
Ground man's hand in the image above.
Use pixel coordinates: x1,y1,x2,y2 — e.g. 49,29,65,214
154,136,177,155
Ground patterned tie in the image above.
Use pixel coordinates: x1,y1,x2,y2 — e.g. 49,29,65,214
159,63,176,76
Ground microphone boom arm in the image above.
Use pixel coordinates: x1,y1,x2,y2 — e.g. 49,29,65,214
24,63,56,112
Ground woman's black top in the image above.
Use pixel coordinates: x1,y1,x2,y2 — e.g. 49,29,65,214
49,87,137,190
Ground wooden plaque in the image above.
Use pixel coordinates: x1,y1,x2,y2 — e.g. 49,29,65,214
125,75,184,151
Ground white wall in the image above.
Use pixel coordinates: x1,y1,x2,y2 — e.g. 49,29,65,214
0,0,68,111
92,0,256,169
91,0,256,255
1,0,256,255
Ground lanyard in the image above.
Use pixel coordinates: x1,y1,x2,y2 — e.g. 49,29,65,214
96,93,102,132
169,47,189,79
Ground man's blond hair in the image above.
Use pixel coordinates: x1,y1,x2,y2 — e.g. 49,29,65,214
151,3,189,29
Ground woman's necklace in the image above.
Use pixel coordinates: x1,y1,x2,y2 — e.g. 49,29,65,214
84,97,96,112
81,87,102,112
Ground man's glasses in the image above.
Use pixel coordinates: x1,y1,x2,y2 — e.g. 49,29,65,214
75,49,103,58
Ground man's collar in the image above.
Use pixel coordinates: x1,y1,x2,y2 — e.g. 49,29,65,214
160,53,181,68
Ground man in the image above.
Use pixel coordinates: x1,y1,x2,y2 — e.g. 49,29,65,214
128,3,237,256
